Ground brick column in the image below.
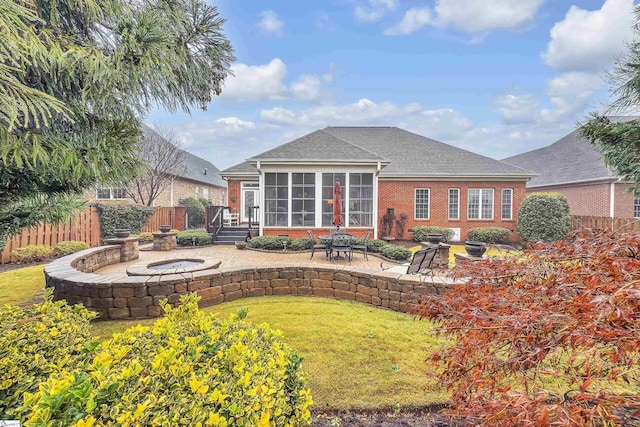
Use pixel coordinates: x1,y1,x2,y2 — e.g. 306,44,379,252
153,232,177,251
105,237,140,262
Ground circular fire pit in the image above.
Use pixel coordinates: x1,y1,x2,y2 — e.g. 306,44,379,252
126,257,221,276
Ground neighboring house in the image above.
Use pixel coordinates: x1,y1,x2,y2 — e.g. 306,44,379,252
503,122,638,218
221,127,535,241
88,133,227,207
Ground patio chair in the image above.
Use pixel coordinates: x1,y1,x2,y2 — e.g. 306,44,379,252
223,210,239,226
352,230,372,260
330,234,354,263
307,230,328,260
380,247,439,281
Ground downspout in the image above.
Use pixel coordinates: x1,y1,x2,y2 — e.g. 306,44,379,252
373,162,381,239
257,161,264,237
610,181,616,228
170,178,174,207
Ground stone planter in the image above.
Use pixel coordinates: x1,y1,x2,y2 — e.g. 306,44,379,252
113,229,131,238
159,225,172,233
464,241,487,257
235,241,247,250
426,234,443,244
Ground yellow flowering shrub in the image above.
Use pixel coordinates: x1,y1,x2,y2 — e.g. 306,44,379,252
22,295,313,426
0,291,97,419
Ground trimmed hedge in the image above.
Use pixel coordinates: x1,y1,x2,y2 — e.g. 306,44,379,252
410,226,454,243
96,204,154,239
11,245,54,263
518,192,570,243
176,229,212,246
136,232,154,242
0,292,97,419
365,239,390,253
467,227,511,244
380,244,412,261
290,238,314,251
53,241,89,255
249,235,293,250
17,295,313,426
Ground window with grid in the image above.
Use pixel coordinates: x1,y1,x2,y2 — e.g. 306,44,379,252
501,189,513,220
348,173,373,226
292,173,315,227
414,188,430,219
322,173,346,226
96,187,127,200
635,195,640,218
448,188,459,220
264,173,288,227
468,188,494,219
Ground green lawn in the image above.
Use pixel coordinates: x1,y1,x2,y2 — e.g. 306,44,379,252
92,297,449,410
0,265,46,305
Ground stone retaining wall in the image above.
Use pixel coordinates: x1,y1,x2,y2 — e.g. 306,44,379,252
46,245,459,321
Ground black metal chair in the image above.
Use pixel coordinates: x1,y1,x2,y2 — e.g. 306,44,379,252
307,230,327,260
380,247,439,281
330,234,354,263
352,230,372,260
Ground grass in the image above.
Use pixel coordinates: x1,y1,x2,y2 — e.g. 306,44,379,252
92,297,450,410
0,264,46,305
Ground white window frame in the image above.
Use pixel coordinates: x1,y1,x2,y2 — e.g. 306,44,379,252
414,188,430,220
634,194,640,218
448,188,460,220
501,188,513,220
96,187,127,200
468,188,494,220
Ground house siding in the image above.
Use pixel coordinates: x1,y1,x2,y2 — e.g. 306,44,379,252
378,180,527,241
528,182,637,218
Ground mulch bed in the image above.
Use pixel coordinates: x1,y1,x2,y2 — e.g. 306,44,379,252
311,407,460,426
0,261,49,274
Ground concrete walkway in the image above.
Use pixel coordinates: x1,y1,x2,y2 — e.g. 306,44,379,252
98,245,387,275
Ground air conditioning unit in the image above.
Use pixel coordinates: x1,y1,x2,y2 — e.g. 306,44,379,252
447,227,461,242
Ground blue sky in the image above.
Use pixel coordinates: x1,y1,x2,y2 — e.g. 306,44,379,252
147,0,638,171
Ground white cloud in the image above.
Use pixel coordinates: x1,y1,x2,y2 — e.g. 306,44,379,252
354,0,397,22
494,94,540,125
221,59,288,101
384,8,433,35
221,59,333,103
258,10,284,36
261,98,422,127
541,72,605,121
315,10,336,31
385,0,543,35
542,0,634,73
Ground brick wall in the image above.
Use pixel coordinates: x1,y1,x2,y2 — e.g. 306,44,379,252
378,180,527,241
228,181,241,217
529,182,611,216
613,183,637,218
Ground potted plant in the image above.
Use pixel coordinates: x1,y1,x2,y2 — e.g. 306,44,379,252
159,225,172,233
464,241,487,257
427,233,443,244
113,229,131,238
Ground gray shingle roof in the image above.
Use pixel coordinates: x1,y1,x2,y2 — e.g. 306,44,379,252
142,125,226,188
248,129,386,163
502,127,622,188
323,127,533,178
221,161,258,175
222,127,534,179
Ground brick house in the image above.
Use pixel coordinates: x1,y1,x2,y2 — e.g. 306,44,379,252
503,124,638,218
88,136,227,207
221,127,534,241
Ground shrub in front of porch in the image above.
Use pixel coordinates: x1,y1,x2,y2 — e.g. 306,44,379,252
410,226,454,243
380,244,412,261
176,229,212,246
290,238,314,251
249,235,293,250
467,227,511,244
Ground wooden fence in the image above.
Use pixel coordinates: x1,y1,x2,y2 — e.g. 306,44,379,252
1,207,102,264
1,206,188,263
570,215,640,233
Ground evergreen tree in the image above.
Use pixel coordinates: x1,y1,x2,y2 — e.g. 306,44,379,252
0,0,234,250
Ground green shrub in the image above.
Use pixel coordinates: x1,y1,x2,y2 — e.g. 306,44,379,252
290,238,314,251
137,232,154,242
517,192,570,243
96,204,154,239
180,197,206,228
22,295,313,427
466,227,511,244
366,239,390,253
410,226,454,243
11,245,54,263
249,235,293,250
381,244,412,261
53,240,89,256
0,292,97,419
176,229,212,246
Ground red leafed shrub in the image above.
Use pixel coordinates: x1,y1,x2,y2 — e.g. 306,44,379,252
414,229,640,426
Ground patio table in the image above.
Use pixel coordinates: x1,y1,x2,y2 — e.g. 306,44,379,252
320,234,355,261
